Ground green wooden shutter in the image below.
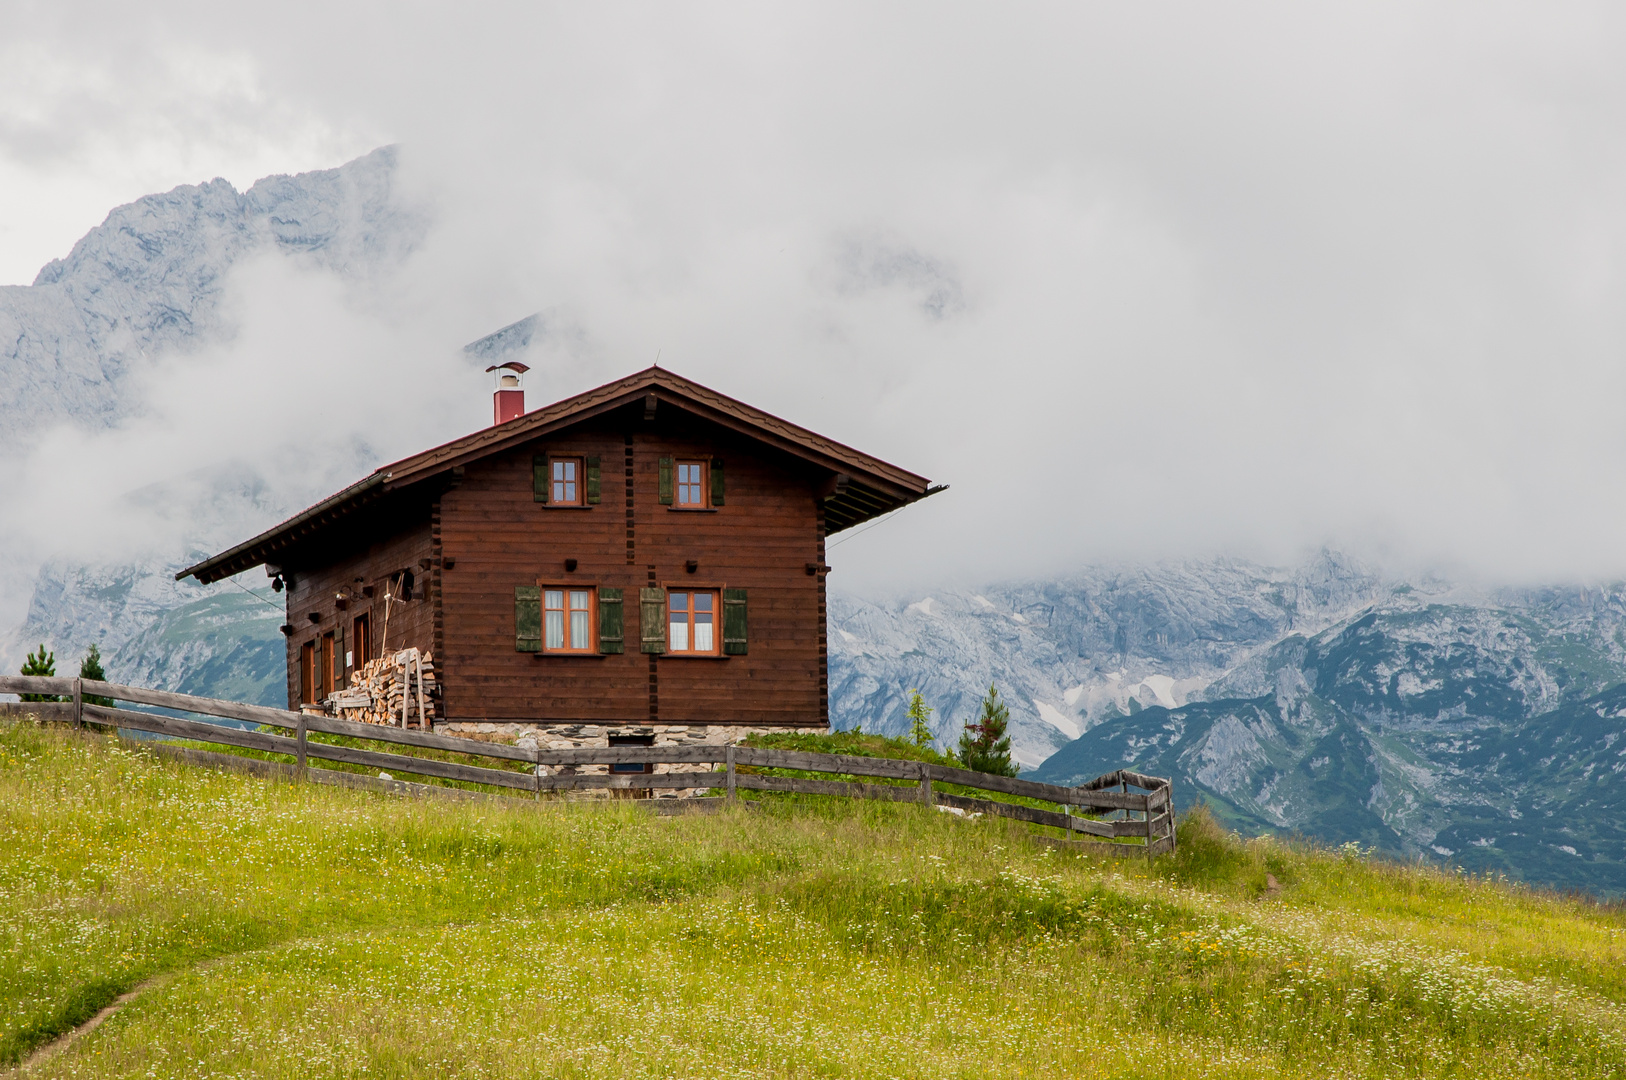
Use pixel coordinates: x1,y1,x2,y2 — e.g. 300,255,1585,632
598,587,624,654
586,455,601,504
640,587,667,653
515,586,542,652
722,588,748,655
533,454,550,504
658,457,673,505
710,459,725,506
336,626,347,687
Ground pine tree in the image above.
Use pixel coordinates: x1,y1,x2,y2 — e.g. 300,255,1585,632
906,689,934,749
19,644,57,703
79,644,114,708
956,683,1017,777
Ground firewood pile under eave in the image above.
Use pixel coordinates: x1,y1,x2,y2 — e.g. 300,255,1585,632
325,650,437,728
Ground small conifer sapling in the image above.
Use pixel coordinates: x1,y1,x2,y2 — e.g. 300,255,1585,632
19,644,58,703
956,683,1017,777
79,644,114,708
906,689,935,749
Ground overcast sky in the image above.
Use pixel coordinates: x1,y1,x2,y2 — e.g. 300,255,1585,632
4,2,1626,597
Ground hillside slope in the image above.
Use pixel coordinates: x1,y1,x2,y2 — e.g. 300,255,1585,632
3,723,1625,1078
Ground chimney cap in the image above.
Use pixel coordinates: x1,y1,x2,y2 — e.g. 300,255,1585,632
484,362,530,374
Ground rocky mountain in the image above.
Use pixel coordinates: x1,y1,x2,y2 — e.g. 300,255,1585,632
0,147,424,693
1029,584,1626,892
0,145,420,439
11,559,286,706
827,551,1389,769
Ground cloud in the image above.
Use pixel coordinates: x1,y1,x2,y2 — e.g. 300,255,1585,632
832,234,966,320
4,0,1626,607
0,250,481,619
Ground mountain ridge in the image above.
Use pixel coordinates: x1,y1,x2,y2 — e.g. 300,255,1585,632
0,145,419,438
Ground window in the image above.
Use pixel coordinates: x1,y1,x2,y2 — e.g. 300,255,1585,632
544,587,595,652
609,733,654,775
300,642,316,704
675,460,707,507
320,632,337,698
667,590,718,654
351,613,371,670
552,458,582,505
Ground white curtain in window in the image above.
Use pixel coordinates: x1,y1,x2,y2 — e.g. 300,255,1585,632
668,591,690,651
545,589,564,650
569,590,591,649
694,592,714,651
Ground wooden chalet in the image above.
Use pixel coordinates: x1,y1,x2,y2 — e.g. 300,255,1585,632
178,366,940,750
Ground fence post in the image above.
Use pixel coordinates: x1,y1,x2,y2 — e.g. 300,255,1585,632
72,678,83,730
726,745,737,802
1167,785,1177,854
1145,791,1154,859
918,761,933,807
534,746,542,800
295,712,307,773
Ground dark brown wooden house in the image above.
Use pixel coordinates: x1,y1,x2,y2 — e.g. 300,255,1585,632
178,367,939,749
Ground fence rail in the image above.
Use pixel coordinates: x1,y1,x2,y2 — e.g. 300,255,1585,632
0,675,1175,855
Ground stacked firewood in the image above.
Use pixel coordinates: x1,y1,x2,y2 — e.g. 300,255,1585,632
332,650,438,728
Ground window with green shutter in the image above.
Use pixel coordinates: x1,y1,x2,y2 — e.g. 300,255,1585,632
598,587,624,654
640,587,667,653
532,454,550,504
710,458,725,506
722,588,748,655
658,457,674,505
515,586,542,652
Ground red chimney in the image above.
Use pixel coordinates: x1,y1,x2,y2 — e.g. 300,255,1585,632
485,362,530,426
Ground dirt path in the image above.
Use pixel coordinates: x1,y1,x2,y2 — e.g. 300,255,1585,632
6,974,174,1076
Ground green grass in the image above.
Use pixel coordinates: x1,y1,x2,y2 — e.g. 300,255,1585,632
4,721,1626,1077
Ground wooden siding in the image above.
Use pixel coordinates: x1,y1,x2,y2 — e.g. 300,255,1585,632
437,410,825,727
281,519,434,711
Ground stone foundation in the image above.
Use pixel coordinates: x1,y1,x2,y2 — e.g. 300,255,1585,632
433,722,815,798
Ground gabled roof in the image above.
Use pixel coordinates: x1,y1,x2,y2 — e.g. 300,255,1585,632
178,366,941,584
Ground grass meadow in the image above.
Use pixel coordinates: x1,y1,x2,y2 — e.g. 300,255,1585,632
3,721,1625,1078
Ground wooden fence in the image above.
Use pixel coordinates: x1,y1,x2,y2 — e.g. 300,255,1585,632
0,675,1175,856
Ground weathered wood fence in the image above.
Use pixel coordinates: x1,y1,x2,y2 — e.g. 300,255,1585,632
0,676,1174,856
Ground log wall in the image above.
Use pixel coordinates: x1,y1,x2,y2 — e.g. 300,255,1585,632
281,516,434,710
437,410,826,727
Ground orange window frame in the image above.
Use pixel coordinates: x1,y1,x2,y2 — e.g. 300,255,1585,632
675,460,708,508
299,641,316,704
551,457,583,506
542,585,597,653
666,589,720,655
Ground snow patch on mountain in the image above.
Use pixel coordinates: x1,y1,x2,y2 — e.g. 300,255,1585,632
1032,700,1079,739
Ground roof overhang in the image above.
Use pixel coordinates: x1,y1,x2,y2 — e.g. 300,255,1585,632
178,366,941,584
